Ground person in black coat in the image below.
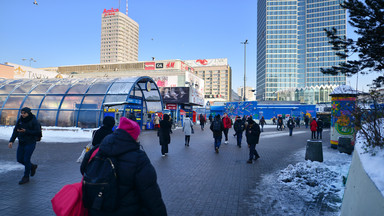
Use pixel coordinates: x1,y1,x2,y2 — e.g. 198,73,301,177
199,114,206,130
158,114,172,156
81,117,167,216
245,118,261,164
287,117,295,136
317,118,324,139
8,107,41,184
210,114,224,153
233,116,245,148
92,116,115,146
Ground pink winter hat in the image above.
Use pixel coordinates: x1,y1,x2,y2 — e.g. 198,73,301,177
118,117,141,140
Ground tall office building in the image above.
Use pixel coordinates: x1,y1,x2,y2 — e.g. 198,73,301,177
100,8,139,63
257,0,347,101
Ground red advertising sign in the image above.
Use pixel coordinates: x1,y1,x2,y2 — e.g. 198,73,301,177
166,62,175,68
166,103,177,110
145,62,155,70
103,8,119,17
196,59,208,65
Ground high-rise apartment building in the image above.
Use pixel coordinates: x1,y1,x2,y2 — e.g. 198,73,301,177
257,0,347,101
185,59,232,102
100,8,139,63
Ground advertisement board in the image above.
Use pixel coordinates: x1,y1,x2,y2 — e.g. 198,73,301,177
160,87,190,103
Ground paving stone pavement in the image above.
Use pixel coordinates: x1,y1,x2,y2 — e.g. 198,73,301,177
0,125,330,216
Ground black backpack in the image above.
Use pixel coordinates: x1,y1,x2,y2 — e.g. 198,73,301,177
212,120,221,132
36,121,42,141
82,154,118,211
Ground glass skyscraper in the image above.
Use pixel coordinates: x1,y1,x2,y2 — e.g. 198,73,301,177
257,0,347,101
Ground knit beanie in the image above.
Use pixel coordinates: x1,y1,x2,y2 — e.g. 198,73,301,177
103,116,115,128
118,117,140,140
21,107,32,115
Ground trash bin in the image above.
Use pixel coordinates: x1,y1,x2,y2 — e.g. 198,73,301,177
305,140,323,162
338,136,354,155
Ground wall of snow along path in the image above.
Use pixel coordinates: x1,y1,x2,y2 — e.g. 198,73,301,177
340,127,384,216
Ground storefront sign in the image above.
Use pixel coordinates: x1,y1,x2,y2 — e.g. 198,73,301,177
156,63,163,69
166,103,177,110
166,62,175,68
103,8,119,17
127,98,141,104
145,62,155,70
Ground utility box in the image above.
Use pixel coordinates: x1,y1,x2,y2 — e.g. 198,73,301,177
305,140,323,162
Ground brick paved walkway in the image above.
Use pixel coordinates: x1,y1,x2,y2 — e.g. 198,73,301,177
0,125,329,216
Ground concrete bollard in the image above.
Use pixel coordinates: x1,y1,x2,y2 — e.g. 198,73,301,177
305,140,323,162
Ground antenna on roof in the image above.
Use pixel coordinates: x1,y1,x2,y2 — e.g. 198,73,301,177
118,0,120,11
126,0,128,15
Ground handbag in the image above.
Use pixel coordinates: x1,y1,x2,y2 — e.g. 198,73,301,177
77,143,93,163
52,148,99,216
51,182,88,216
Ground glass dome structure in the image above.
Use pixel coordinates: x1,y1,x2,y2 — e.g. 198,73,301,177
0,76,163,128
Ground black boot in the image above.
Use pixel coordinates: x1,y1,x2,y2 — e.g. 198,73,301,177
31,164,38,177
19,176,29,185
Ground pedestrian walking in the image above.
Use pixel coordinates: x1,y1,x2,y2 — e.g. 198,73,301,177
245,118,261,164
92,116,115,146
210,114,224,153
222,113,232,144
158,114,172,156
183,115,194,146
80,117,167,215
154,113,160,129
310,118,318,139
259,116,266,132
304,115,310,129
317,118,324,139
199,114,206,131
233,116,245,148
277,117,283,131
272,117,276,125
8,107,41,185
295,117,300,128
287,117,295,136
208,113,213,123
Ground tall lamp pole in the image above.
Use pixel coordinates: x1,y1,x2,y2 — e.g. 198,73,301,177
241,39,248,101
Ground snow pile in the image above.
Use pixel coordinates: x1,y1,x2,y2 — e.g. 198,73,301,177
329,85,358,95
278,161,345,204
355,119,384,197
0,161,23,174
250,148,351,215
0,126,93,143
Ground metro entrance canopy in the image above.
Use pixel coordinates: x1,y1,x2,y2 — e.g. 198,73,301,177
0,76,163,128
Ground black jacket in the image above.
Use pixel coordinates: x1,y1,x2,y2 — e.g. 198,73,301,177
210,119,224,138
317,120,324,131
9,115,40,144
92,125,114,146
245,122,261,145
158,120,172,145
287,119,295,129
81,129,167,216
234,119,244,133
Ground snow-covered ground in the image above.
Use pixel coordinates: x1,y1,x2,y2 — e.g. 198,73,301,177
0,126,93,143
250,142,352,215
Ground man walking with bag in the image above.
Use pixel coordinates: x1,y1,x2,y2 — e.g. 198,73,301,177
210,114,224,153
183,115,194,146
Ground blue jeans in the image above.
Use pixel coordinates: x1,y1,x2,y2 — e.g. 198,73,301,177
236,132,243,147
248,143,259,160
214,137,222,149
289,128,293,136
17,142,36,177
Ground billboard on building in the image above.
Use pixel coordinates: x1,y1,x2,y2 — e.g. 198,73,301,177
184,58,228,67
160,87,190,103
152,76,178,87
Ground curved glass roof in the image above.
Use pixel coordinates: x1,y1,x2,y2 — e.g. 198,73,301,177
0,76,163,128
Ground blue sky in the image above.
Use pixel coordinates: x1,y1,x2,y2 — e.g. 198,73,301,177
0,0,257,91
0,0,377,92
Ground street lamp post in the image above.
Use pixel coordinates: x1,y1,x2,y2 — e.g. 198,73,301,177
22,58,36,67
241,39,248,102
